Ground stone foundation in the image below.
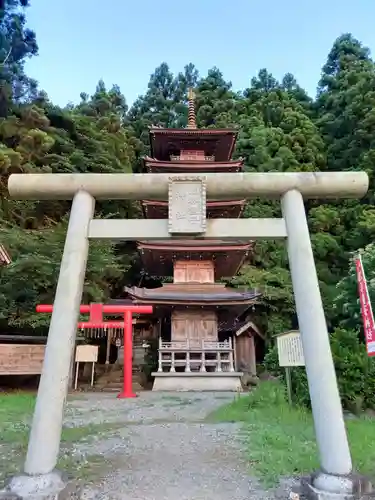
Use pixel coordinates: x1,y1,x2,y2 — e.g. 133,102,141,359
301,472,375,500
0,470,69,500
151,371,242,391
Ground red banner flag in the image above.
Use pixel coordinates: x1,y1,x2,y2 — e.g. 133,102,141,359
356,255,375,356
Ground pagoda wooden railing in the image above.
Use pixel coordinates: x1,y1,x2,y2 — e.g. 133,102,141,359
157,338,235,373
170,154,215,162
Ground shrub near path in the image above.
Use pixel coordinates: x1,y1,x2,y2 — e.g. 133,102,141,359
209,381,375,486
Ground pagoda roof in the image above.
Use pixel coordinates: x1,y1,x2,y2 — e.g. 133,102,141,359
149,128,238,162
137,240,251,279
143,156,243,173
125,283,261,306
141,199,245,219
113,296,256,322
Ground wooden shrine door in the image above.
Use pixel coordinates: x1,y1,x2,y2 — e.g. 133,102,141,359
171,310,218,345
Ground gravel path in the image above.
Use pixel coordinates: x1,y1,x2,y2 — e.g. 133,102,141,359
64,392,296,500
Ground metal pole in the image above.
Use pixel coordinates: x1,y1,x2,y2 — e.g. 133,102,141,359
24,190,95,475
281,189,352,476
285,367,292,406
117,310,136,398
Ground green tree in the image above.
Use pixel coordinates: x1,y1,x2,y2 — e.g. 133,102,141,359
228,73,326,335
0,0,38,116
310,34,375,321
128,63,199,147
195,67,239,128
0,220,126,329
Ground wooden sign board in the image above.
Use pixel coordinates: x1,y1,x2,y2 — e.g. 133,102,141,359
75,345,98,363
0,344,45,375
277,331,305,367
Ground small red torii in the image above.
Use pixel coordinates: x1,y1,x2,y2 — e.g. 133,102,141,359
36,303,153,399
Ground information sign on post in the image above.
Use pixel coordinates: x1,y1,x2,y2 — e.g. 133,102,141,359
74,344,98,390
276,330,305,406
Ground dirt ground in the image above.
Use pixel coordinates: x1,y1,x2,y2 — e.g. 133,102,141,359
51,391,298,500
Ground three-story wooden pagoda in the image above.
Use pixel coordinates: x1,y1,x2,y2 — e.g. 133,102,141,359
126,90,260,391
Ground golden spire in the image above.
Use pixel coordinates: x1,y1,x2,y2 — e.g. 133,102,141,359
187,88,197,129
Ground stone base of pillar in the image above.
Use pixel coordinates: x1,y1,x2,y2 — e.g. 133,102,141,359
0,470,69,499
301,471,374,500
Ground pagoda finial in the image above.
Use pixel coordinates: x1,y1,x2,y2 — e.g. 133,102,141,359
187,88,197,129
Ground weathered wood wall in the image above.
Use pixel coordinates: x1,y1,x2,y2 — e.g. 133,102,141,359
0,344,45,375
173,260,214,283
235,334,256,375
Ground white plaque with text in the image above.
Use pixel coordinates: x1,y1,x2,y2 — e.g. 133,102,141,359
277,331,305,367
168,177,206,234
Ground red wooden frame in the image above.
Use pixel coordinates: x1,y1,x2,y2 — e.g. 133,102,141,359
36,303,153,399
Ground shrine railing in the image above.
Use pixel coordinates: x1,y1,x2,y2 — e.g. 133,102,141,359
157,338,235,373
170,154,215,162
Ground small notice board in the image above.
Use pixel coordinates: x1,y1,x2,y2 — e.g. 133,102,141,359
75,345,98,363
74,345,98,390
275,330,305,406
276,330,305,367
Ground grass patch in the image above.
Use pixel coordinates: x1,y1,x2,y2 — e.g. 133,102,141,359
167,397,202,407
209,381,375,487
0,392,36,447
0,391,126,482
161,395,202,407
58,453,114,482
0,392,119,446
0,392,36,419
161,395,184,402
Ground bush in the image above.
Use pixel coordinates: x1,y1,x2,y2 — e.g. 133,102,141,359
142,337,159,381
264,328,375,411
246,379,288,409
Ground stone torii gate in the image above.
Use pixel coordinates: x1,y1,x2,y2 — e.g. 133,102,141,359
2,171,372,500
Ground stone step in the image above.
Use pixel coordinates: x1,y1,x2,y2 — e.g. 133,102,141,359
95,380,144,390
100,382,123,388
95,384,145,392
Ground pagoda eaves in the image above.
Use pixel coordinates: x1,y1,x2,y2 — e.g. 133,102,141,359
137,240,251,279
149,128,238,162
125,284,260,306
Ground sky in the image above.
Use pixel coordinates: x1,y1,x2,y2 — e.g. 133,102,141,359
24,0,375,108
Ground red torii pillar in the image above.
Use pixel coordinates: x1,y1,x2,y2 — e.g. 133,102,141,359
36,303,153,398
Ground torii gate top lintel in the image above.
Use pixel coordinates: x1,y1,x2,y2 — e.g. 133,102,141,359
8,171,369,201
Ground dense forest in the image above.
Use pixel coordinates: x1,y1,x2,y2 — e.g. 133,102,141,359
1,1,375,408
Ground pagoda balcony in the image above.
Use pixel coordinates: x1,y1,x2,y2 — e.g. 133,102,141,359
143,156,243,173
157,338,235,373
170,154,215,162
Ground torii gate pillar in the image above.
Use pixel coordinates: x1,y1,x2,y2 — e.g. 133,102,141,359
282,190,356,498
